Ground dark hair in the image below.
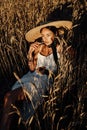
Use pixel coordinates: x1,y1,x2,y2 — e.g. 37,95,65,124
51,38,60,74
40,26,60,74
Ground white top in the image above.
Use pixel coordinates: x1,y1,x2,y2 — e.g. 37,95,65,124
36,52,60,73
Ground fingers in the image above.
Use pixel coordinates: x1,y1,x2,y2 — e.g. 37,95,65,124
29,42,42,55
30,42,41,51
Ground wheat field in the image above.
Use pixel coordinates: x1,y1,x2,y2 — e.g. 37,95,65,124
0,0,87,130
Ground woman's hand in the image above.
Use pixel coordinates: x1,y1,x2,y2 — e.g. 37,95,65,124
36,67,49,75
29,42,41,55
27,42,41,60
27,42,41,72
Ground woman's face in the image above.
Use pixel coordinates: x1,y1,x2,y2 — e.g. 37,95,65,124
41,28,55,46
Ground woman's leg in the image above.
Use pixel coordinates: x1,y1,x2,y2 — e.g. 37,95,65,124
0,87,27,130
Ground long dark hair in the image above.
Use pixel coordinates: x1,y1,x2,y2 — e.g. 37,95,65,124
40,26,60,73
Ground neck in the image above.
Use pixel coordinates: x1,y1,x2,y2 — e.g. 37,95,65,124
40,44,52,56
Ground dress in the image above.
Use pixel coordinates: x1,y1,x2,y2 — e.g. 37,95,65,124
12,52,60,122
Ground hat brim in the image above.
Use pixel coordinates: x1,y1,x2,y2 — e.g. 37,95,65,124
25,20,72,42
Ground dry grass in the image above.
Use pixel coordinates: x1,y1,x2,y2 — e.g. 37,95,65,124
0,0,87,130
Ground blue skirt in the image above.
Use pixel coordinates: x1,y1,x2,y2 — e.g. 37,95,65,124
12,70,54,122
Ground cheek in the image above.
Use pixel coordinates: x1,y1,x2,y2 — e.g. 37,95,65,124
49,37,54,43
51,37,54,41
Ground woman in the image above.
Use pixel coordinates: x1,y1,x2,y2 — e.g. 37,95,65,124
0,21,72,130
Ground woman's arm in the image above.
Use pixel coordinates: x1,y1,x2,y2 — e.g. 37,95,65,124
27,42,41,72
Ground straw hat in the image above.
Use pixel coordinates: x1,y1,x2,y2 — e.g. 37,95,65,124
25,20,72,42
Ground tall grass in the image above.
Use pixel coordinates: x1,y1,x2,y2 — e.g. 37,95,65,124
0,0,87,130
0,0,60,85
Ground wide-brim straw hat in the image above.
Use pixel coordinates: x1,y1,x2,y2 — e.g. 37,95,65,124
25,20,72,42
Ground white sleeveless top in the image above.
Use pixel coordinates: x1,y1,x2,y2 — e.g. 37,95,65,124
36,53,60,73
